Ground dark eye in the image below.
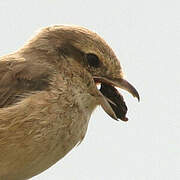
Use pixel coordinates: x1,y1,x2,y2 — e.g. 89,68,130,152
86,53,100,68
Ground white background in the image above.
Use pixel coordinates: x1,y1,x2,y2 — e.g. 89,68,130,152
0,0,179,179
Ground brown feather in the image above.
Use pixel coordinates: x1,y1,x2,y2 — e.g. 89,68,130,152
0,60,54,108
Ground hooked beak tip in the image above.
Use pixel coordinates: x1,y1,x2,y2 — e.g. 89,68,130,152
132,88,140,102
113,78,140,102
94,76,140,102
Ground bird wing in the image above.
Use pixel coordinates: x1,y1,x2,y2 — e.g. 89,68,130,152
0,59,54,108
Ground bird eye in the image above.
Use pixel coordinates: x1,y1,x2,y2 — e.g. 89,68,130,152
86,53,100,68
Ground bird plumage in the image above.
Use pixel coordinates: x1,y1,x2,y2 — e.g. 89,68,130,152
0,25,139,180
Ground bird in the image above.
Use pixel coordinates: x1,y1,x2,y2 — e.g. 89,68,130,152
0,25,139,180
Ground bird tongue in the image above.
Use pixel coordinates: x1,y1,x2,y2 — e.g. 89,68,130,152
100,82,128,121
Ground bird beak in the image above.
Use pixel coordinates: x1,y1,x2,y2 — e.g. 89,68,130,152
96,90,118,120
93,76,140,121
94,76,140,101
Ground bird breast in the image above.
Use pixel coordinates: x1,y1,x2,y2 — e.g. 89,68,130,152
0,82,97,179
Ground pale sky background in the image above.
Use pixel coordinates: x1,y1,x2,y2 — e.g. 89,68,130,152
0,0,179,180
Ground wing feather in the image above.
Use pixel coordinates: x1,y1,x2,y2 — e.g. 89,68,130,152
0,60,54,108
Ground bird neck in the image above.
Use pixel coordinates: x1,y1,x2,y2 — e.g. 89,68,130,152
58,58,98,114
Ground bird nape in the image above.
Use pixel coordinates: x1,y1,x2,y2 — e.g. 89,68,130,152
0,25,139,180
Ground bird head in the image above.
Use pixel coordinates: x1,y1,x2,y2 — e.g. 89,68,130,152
25,25,139,121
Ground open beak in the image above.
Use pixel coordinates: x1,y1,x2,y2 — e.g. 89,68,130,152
94,76,140,121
